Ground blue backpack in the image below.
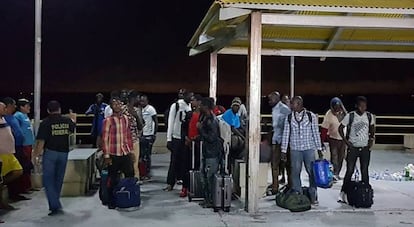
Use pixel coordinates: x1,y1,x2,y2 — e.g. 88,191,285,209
113,177,141,209
313,159,333,188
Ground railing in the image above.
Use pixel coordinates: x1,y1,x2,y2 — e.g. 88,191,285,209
73,114,414,145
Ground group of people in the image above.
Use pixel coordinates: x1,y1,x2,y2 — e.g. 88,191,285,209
268,92,375,206
85,91,158,209
0,97,76,218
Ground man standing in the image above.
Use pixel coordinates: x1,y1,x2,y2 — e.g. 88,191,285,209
338,96,375,202
14,99,36,193
140,94,158,179
268,91,291,195
281,96,323,206
85,93,108,148
0,101,23,210
102,97,135,209
123,91,144,181
164,90,192,192
33,101,76,215
198,98,221,208
321,97,347,181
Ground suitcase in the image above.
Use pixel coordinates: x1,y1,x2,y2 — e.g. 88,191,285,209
212,143,233,212
113,177,141,209
346,168,374,208
189,141,204,202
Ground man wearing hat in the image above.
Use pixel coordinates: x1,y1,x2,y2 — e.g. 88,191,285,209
33,100,76,216
14,98,36,193
221,98,242,129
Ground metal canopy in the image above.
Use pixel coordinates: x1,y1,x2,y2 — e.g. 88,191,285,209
188,0,414,59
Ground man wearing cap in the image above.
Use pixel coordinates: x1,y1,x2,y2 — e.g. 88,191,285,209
33,101,76,216
14,98,35,193
85,93,108,148
221,98,242,129
321,97,347,181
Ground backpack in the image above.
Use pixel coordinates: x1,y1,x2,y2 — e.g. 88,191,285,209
345,111,373,140
276,186,311,212
287,111,313,124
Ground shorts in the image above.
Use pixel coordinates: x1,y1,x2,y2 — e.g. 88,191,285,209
0,154,23,177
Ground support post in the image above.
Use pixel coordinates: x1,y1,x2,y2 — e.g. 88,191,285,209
290,56,295,98
209,52,218,100
246,11,262,214
34,0,42,133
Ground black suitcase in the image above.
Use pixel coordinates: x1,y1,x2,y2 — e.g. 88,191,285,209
188,141,204,202
347,181,374,208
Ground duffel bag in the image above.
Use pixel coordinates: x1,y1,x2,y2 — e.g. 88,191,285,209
113,177,141,209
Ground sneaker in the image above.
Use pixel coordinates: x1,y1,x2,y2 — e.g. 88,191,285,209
179,188,188,197
163,185,173,192
176,180,183,185
10,195,31,202
337,191,348,204
48,209,63,216
311,200,319,207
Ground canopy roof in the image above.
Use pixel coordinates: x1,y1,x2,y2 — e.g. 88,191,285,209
188,0,414,58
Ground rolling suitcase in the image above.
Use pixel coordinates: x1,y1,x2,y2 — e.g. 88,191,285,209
213,144,233,212
189,141,204,202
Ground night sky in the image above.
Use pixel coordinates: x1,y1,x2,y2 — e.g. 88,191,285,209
1,0,413,96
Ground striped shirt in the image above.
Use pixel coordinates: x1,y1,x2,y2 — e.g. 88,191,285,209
281,110,322,153
102,114,133,157
122,105,142,143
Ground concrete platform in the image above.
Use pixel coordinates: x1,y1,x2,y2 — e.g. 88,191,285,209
1,150,414,227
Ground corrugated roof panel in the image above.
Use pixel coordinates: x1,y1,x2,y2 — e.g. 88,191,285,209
340,29,414,42
263,26,332,40
219,0,414,9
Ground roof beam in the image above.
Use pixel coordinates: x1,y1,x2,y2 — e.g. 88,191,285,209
225,3,414,15
261,13,414,29
218,47,414,59
219,7,251,20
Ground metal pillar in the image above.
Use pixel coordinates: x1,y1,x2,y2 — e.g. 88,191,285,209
209,52,218,100
34,0,42,133
290,56,295,98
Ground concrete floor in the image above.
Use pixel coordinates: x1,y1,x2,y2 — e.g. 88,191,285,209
1,149,414,227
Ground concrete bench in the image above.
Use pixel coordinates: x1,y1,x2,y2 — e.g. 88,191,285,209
404,135,414,151
61,149,96,197
234,160,270,201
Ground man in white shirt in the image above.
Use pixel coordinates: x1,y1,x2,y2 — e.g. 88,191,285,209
140,95,158,180
320,97,347,181
164,90,192,192
338,96,375,202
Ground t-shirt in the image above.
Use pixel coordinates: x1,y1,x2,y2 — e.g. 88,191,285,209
36,114,76,152
321,109,343,140
14,111,35,146
341,112,375,147
142,105,157,136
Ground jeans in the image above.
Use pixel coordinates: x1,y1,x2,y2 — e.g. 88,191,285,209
341,147,371,192
140,136,155,176
202,158,219,204
108,155,134,207
290,149,317,202
328,138,346,176
42,149,69,211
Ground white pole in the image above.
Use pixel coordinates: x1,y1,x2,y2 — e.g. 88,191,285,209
34,0,42,133
209,52,218,100
290,56,295,98
246,11,262,214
